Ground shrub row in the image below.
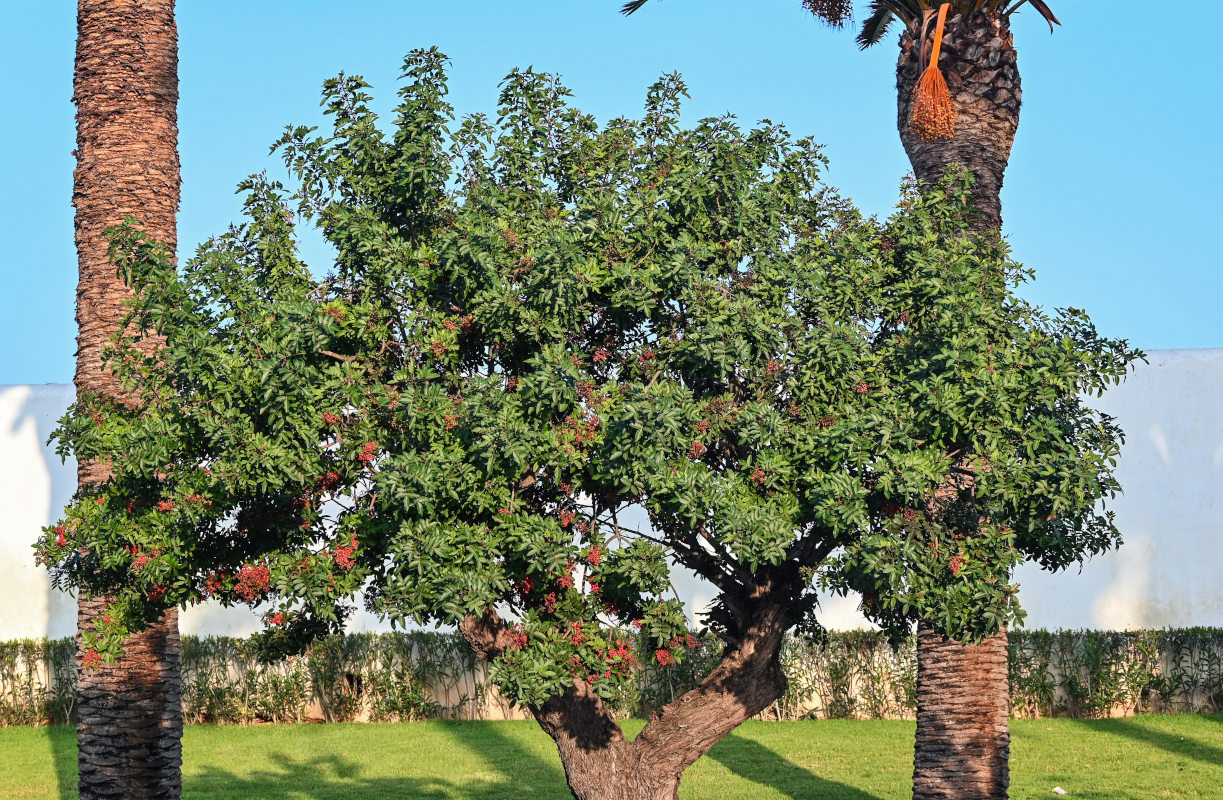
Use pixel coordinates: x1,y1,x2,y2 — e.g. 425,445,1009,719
3,628,1221,725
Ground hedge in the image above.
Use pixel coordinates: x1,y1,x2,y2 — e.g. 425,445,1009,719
3,629,1221,726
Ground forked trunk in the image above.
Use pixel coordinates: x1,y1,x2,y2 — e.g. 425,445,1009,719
461,602,790,800
913,623,1010,800
897,10,1021,232
897,12,1018,799
74,1,182,797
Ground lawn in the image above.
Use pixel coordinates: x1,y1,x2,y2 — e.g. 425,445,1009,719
2,716,1221,799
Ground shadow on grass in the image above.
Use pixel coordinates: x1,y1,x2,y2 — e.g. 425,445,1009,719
190,722,574,800
1067,717,1223,769
707,731,885,800
45,725,76,800
190,755,513,800
44,719,887,799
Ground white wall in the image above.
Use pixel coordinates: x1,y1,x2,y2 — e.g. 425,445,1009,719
3,348,1221,640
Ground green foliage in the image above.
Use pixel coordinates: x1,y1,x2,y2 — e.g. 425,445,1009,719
38,50,1137,708
1009,628,1223,718
5,630,1223,726
178,633,464,724
0,639,75,726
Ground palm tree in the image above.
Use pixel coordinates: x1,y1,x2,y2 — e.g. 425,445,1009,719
73,1,182,797
622,2,1060,798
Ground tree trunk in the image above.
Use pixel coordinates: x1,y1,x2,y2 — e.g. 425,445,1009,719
74,1,182,797
897,12,1019,800
461,602,790,800
76,601,183,800
913,623,1010,800
897,10,1021,232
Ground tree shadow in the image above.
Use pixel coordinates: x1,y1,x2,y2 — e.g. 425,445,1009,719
430,719,570,793
42,718,896,799
185,721,575,799
190,754,508,800
44,725,77,800
1067,717,1223,769
706,731,885,800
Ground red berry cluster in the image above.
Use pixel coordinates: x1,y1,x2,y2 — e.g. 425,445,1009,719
562,414,599,451
948,555,967,576
669,634,700,651
568,621,585,645
687,441,706,459
333,534,359,570
234,564,272,601
202,571,227,597
586,637,637,683
322,412,340,426
358,441,378,464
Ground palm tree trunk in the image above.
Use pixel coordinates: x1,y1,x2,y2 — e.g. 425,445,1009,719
74,1,182,797
897,11,1020,800
897,10,1021,232
913,623,1010,799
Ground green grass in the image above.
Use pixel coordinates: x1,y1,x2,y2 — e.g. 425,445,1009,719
2,716,1221,799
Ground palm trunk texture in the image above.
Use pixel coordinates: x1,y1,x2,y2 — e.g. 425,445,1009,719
74,1,182,798
897,11,1021,800
897,10,1021,232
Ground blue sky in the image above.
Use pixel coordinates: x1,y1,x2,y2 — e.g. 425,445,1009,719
2,1,1219,385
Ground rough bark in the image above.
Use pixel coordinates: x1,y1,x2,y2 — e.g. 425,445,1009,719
897,10,1021,232
74,1,182,798
897,13,1018,799
460,601,790,800
913,623,1010,800
76,601,183,800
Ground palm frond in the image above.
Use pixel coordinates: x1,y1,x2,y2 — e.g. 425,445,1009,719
1012,0,1061,33
857,2,900,49
621,0,651,15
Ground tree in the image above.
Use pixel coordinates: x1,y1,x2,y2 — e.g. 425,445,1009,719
623,0,1056,230
70,0,182,797
623,3,1060,796
40,53,1135,800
